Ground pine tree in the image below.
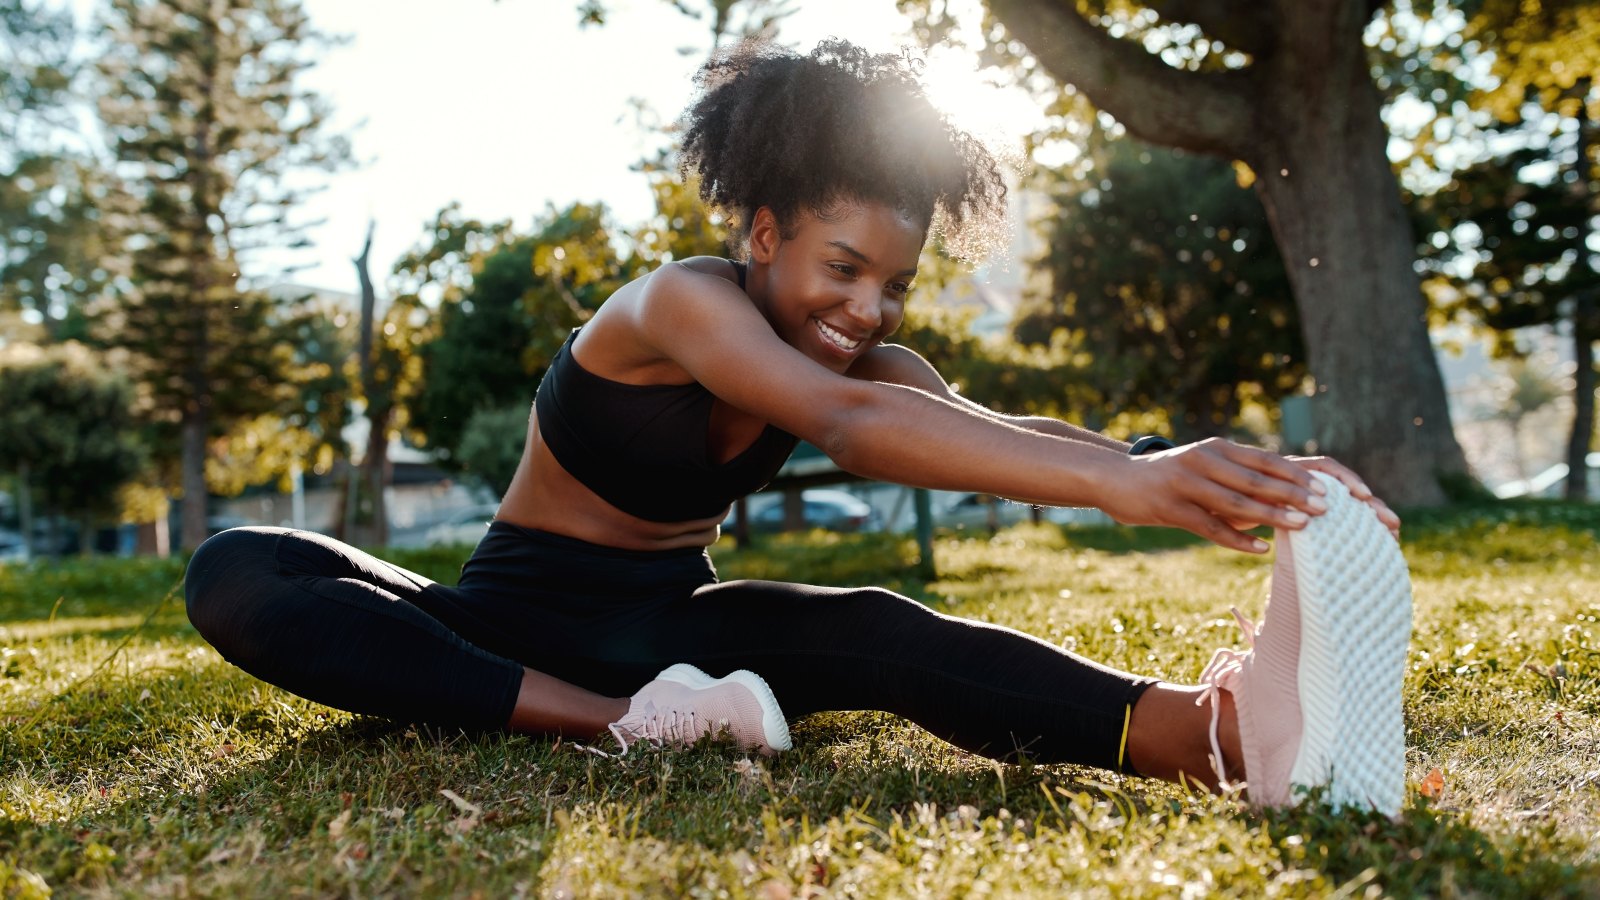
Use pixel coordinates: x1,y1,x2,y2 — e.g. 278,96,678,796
0,0,112,337
96,0,350,549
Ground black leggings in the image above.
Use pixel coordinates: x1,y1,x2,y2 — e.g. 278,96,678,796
184,523,1156,771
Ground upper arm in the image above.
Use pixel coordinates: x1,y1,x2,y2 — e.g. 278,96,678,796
848,343,952,395
850,343,1005,419
632,263,871,446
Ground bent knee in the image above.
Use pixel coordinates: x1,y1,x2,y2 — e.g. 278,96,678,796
184,526,283,645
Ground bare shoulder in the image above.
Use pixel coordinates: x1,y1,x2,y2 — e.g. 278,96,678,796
637,258,744,309
633,259,769,356
849,343,952,395
675,256,742,284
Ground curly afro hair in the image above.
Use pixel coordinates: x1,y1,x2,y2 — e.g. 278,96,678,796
679,38,1008,262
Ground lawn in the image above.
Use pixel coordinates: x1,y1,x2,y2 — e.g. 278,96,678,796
1,503,1596,897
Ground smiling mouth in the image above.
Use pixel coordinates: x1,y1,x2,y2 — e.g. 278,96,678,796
815,319,863,352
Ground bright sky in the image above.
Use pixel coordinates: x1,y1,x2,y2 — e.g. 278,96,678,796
249,0,1047,295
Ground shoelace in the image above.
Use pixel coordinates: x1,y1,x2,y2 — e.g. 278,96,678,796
1194,607,1258,789
608,708,702,755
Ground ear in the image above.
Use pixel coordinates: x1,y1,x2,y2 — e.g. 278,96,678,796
748,206,782,264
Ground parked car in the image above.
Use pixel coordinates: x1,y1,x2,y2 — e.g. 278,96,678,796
936,493,1112,530
0,528,28,564
724,489,882,533
936,493,1032,531
423,504,500,547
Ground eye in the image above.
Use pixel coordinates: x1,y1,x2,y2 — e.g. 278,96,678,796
888,281,914,296
829,263,856,277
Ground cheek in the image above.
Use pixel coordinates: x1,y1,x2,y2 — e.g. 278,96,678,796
880,302,907,335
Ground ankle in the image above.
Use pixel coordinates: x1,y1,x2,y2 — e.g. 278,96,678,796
1211,687,1246,784
1127,682,1240,790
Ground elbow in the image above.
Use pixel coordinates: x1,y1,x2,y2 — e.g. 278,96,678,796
809,380,892,476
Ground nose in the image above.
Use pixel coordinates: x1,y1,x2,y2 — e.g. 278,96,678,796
842,288,883,333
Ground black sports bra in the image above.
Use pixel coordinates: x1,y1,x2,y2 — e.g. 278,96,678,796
533,262,799,522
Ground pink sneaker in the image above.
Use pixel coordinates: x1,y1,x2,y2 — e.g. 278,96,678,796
1198,472,1412,814
609,664,792,756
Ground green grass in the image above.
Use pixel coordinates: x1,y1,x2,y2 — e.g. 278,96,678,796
1,503,1597,896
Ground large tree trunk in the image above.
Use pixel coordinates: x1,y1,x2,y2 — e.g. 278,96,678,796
1248,31,1468,506
984,0,1472,506
353,221,389,546
1566,90,1595,502
1568,292,1596,501
180,413,208,550
363,407,391,546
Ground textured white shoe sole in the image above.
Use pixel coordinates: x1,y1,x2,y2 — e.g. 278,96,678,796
1285,473,1412,815
656,663,794,752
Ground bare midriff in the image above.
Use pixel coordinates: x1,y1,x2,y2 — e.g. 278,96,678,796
495,413,729,551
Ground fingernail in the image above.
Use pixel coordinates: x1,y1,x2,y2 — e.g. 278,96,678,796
1356,482,1372,496
1252,539,1269,553
1310,479,1328,495
1307,495,1328,512
1285,510,1309,526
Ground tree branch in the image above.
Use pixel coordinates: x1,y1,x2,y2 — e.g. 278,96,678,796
1144,0,1274,56
987,0,1256,160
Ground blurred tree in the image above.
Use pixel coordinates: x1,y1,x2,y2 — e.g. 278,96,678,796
96,0,351,549
456,405,531,498
897,300,1094,421
0,342,146,555
411,203,625,467
1496,356,1565,480
888,0,1472,505
1017,140,1304,442
0,0,113,337
382,204,501,452
198,289,354,499
629,160,732,271
1414,0,1598,498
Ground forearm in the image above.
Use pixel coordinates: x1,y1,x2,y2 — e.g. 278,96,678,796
825,382,1130,508
1004,415,1130,453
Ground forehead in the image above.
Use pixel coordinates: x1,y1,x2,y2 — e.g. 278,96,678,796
792,201,926,262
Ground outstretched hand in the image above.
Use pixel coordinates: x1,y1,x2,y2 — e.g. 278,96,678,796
1101,438,1401,553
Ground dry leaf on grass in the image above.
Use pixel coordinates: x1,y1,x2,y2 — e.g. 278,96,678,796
328,808,352,841
1419,767,1445,799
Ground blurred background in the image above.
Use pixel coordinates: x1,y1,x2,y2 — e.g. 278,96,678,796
0,0,1594,559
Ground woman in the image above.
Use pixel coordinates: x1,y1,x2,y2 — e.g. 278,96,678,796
187,39,1411,811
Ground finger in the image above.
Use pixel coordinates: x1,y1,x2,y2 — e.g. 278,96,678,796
1369,497,1401,531
1198,447,1324,517
1291,456,1374,500
1177,504,1270,554
1188,480,1311,533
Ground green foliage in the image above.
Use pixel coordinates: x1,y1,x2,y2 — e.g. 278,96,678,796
1419,141,1598,337
1466,0,1600,124
278,293,357,472
0,1,112,336
0,342,145,523
1,510,1599,893
629,160,732,270
1020,140,1303,440
411,203,625,464
455,405,530,498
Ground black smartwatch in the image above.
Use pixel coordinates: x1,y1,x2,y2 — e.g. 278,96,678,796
1128,435,1177,456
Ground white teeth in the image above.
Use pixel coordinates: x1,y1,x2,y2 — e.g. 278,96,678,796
816,320,861,350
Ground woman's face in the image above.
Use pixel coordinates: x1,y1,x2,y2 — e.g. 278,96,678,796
749,201,925,374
